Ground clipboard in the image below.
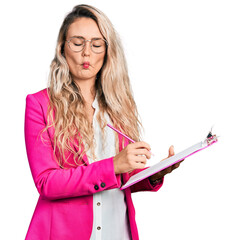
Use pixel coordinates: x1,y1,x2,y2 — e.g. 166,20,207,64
120,130,218,190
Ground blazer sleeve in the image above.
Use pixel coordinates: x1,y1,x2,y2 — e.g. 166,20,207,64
129,168,164,193
24,94,120,200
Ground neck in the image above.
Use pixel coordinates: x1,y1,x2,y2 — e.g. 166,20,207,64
74,78,96,104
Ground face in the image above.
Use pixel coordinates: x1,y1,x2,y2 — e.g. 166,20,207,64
64,17,106,84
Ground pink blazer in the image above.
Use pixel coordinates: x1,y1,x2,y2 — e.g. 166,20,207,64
24,88,164,240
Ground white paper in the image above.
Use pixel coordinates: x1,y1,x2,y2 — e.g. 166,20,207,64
121,140,209,190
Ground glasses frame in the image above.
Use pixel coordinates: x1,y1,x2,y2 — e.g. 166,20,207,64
66,36,108,54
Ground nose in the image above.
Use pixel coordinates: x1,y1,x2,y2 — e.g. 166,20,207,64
82,40,91,56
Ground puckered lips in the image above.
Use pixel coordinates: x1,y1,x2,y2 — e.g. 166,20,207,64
82,61,90,69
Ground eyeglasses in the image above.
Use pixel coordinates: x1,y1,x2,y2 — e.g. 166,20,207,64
66,36,108,54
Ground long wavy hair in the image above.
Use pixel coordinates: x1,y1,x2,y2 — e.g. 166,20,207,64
41,4,143,169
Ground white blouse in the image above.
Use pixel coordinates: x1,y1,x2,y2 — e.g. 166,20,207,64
87,94,131,240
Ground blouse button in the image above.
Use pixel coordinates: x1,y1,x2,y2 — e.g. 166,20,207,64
97,226,101,230
97,202,101,206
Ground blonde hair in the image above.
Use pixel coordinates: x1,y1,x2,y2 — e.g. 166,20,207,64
42,4,143,168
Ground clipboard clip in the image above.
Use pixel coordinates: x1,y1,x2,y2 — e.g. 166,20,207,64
205,127,218,146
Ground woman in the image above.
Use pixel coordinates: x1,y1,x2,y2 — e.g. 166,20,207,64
24,4,182,240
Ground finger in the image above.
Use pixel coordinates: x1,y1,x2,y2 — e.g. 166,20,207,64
162,166,172,175
151,172,162,179
132,141,151,152
133,161,146,170
160,145,175,162
168,145,175,157
172,159,185,170
172,162,180,169
135,155,147,164
133,149,151,159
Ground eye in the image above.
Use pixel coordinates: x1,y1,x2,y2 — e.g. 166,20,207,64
93,44,102,48
70,37,84,46
92,39,104,48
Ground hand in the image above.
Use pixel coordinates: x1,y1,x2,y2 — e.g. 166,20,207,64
113,141,151,174
149,145,184,182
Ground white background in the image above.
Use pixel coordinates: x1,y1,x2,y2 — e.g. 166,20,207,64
0,0,244,239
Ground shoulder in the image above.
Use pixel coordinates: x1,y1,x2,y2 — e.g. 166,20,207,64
25,88,51,116
25,88,50,105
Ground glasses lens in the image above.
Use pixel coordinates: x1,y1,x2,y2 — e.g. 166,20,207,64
68,37,107,53
69,37,84,52
91,39,106,53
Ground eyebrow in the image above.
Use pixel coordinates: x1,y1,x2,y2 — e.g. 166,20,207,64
70,35,102,40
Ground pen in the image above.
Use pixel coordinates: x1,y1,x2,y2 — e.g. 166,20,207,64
107,123,135,143
106,123,154,156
